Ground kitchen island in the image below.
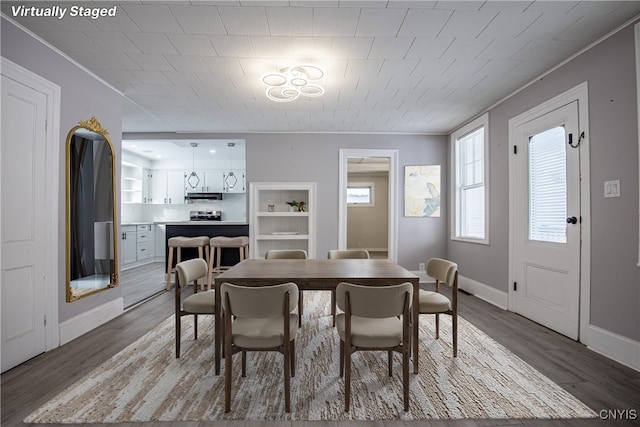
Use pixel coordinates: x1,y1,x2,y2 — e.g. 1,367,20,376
163,221,250,268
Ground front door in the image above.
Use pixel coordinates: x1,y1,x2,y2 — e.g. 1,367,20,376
512,101,581,340
1,74,49,371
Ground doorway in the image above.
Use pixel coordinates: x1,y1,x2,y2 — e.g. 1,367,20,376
508,83,591,342
339,149,398,262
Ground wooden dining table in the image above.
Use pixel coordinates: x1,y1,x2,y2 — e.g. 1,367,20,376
212,258,420,375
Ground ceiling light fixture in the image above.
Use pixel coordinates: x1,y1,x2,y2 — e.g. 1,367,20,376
187,143,200,189
262,64,325,102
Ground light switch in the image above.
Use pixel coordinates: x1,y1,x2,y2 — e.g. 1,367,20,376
604,179,620,198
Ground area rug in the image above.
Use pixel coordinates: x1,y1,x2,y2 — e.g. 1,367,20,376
25,291,596,423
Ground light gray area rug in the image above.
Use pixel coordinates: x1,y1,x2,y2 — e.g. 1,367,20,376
25,291,596,423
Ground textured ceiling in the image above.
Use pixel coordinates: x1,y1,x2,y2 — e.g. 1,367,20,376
4,1,640,134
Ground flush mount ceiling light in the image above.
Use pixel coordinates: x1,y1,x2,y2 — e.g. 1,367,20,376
262,64,325,102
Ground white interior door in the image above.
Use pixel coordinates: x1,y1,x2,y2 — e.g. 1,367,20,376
512,101,581,340
1,75,49,372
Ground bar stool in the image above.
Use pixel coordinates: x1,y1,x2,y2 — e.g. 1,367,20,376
208,236,249,288
166,236,210,291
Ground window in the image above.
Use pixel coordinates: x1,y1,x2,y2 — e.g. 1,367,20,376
347,183,375,207
451,114,489,243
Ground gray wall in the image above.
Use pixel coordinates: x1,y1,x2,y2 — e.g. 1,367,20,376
123,132,449,271
448,23,639,341
1,17,124,323
347,174,389,250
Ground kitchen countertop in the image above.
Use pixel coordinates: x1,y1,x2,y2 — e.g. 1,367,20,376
161,221,248,226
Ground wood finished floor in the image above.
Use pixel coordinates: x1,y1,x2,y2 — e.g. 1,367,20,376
2,265,639,427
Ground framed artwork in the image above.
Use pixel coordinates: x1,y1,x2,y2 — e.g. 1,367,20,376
404,165,441,217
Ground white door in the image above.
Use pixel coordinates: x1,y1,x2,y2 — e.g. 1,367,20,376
512,101,581,340
1,75,48,371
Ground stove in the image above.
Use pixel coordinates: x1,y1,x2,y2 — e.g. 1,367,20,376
189,210,222,221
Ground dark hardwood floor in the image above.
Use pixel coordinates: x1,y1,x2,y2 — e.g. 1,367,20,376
2,271,639,427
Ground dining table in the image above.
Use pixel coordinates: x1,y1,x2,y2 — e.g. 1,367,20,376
212,258,420,375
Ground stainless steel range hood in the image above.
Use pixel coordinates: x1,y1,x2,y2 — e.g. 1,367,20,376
185,192,223,201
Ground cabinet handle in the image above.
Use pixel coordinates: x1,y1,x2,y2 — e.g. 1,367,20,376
169,198,172,203
164,198,167,203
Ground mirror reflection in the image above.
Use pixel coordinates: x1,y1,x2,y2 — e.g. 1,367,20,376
66,117,118,301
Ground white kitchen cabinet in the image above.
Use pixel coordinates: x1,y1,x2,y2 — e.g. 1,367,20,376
184,169,224,193
136,224,153,262
151,170,185,204
223,169,245,193
249,182,316,259
121,225,137,266
142,168,152,203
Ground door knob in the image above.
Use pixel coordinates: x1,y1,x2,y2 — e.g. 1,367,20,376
566,216,578,224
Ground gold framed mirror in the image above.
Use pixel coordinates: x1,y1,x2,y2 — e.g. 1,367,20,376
66,117,118,301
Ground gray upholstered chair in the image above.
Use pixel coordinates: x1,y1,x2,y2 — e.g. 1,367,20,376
174,258,215,358
335,281,413,412
221,282,299,413
419,258,459,356
327,249,370,326
265,249,307,324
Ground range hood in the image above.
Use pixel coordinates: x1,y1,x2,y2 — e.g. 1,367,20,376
185,192,223,201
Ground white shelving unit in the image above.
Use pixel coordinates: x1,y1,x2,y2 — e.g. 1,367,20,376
121,162,143,204
249,182,316,259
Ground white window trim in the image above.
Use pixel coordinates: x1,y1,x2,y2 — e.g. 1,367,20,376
347,182,375,207
450,113,490,245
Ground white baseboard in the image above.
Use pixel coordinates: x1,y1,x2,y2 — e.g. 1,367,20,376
587,324,640,372
409,270,431,284
59,297,124,345
458,275,508,310
456,275,639,372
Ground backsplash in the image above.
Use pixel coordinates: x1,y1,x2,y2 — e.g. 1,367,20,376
121,193,246,223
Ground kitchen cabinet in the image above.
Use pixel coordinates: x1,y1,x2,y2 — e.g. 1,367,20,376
151,170,185,204
185,169,225,193
136,224,153,262
121,225,137,266
142,169,152,203
249,182,316,259
223,169,245,193
122,224,155,268
154,224,166,262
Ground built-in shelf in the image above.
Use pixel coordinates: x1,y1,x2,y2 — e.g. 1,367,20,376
249,182,316,259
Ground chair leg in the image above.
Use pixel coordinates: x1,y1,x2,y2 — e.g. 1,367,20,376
193,314,198,340
241,351,247,377
224,324,232,413
388,350,393,376
435,313,440,339
453,313,458,357
284,340,291,413
331,290,336,327
290,340,296,377
339,340,344,377
166,247,174,290
175,314,181,358
403,345,410,412
298,292,303,328
344,346,351,412
197,246,205,290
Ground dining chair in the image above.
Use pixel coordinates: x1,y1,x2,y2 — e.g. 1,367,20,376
335,281,413,412
265,249,307,324
174,258,215,359
221,282,299,413
419,257,459,357
327,249,370,326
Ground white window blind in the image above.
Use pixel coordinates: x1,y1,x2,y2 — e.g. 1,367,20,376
457,127,485,239
528,126,567,243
